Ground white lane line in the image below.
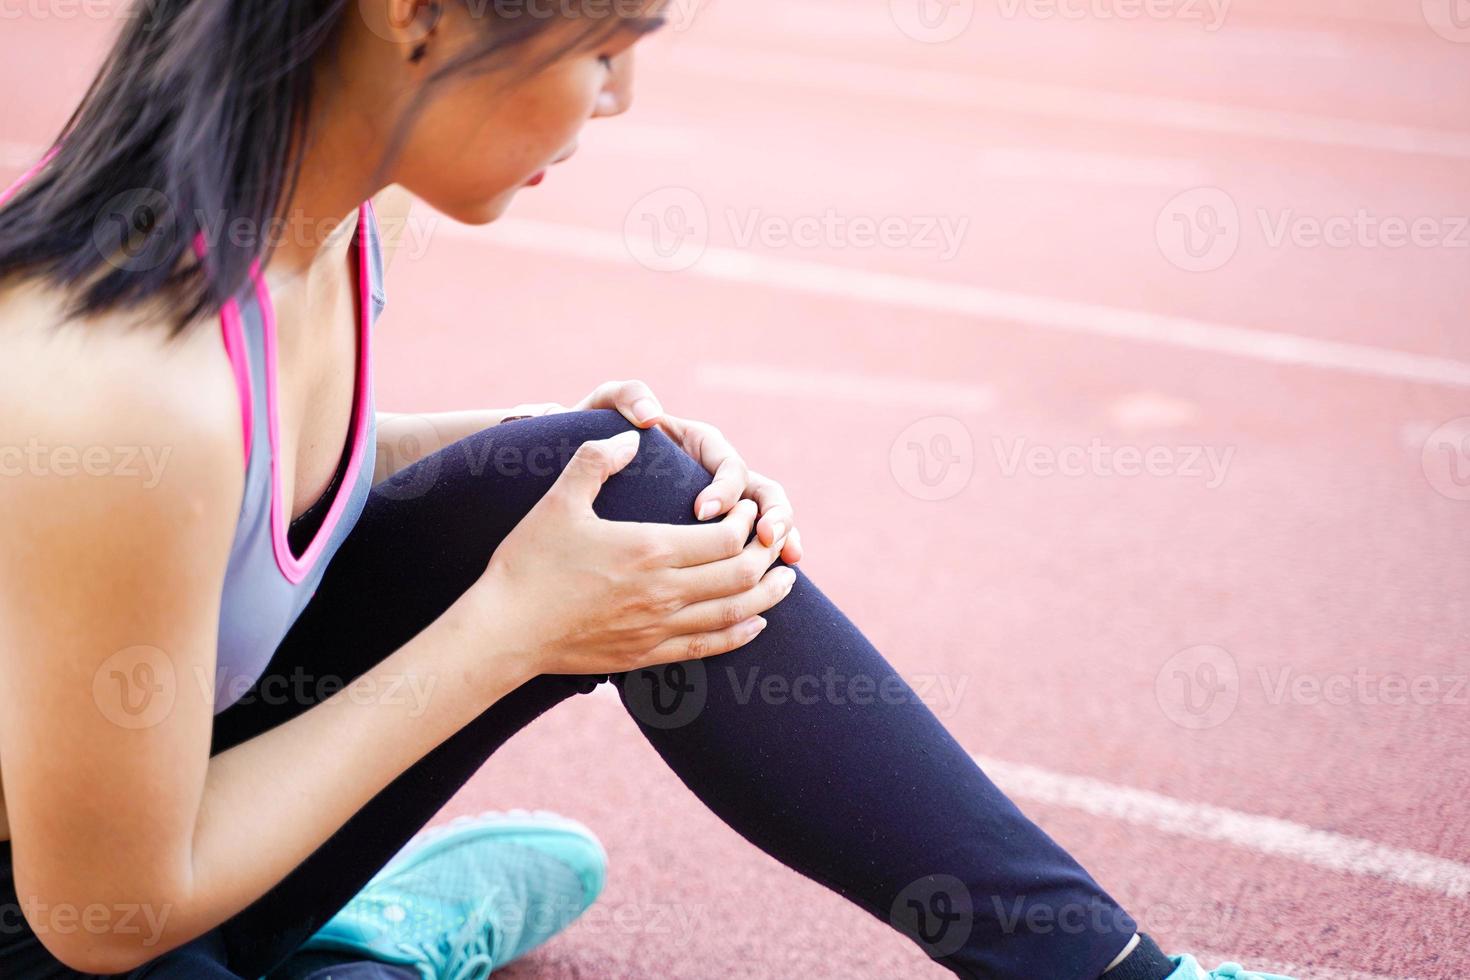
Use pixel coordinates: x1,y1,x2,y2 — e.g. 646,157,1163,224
446,217,1470,390
975,754,1470,900
695,363,995,413
667,46,1470,161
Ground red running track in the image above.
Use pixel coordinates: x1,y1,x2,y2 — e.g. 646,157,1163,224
2,1,1468,977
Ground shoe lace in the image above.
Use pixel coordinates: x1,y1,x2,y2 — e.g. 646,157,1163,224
396,895,498,980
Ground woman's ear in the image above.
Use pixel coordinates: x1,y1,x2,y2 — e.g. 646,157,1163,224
360,0,442,50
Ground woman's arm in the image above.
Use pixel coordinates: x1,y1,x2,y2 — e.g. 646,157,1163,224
0,330,531,974
374,407,559,482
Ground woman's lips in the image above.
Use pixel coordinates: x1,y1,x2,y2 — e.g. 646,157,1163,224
525,170,546,187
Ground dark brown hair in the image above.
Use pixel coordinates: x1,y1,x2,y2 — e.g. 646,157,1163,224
0,0,658,338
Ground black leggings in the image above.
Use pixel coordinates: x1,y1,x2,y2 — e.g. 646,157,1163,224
0,410,1137,979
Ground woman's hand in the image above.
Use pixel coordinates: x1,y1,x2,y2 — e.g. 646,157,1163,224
571,380,805,565
466,430,796,681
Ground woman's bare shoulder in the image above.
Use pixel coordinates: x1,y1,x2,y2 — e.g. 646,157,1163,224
0,275,246,521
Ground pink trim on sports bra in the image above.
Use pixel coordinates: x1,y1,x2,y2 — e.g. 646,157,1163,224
218,282,256,467
251,202,374,585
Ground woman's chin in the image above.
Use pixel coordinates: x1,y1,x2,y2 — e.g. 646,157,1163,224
443,187,520,226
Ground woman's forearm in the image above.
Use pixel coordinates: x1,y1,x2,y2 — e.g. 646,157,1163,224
149,599,527,968
375,409,517,482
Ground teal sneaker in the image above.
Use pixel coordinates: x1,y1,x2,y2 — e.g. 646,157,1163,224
293,809,607,979
1167,954,1295,980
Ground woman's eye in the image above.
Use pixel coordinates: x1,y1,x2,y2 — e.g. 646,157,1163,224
598,55,613,70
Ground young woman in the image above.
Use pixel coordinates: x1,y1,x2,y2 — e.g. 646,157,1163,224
0,2,1291,978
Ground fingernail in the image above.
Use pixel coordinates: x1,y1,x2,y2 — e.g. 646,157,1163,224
750,616,768,634
768,522,787,544
778,567,797,589
698,499,721,520
632,398,661,423
612,429,640,461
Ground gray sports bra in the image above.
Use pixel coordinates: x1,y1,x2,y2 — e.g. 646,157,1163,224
210,201,386,712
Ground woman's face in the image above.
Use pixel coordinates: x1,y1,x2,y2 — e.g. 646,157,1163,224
363,1,664,224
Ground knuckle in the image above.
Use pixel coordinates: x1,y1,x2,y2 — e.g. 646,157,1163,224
574,442,610,467
736,559,764,591
684,633,712,660
636,532,673,566
718,598,747,628
723,526,746,558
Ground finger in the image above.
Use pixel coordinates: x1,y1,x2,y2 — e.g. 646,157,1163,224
640,614,769,667
549,430,641,511
780,526,804,564
651,499,758,568
664,517,788,603
655,417,748,521
743,471,795,547
661,564,796,636
575,379,664,428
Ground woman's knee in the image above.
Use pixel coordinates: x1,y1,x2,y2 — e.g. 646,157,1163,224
495,409,713,527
